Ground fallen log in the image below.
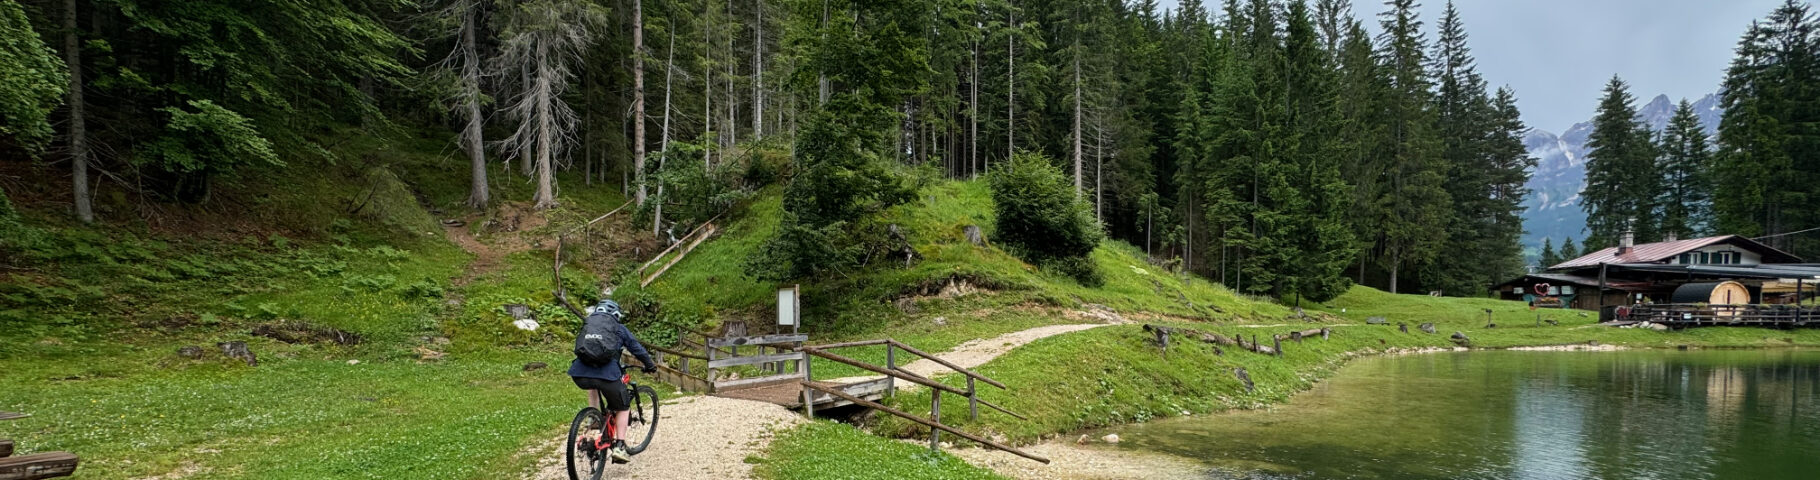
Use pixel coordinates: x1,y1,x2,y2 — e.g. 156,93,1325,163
1285,328,1329,342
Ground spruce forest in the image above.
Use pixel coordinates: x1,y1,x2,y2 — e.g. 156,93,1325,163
1581,1,1820,261
2,0,1550,302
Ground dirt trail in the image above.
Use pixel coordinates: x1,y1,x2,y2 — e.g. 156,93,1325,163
525,395,803,480
824,322,1122,386
947,440,1209,480
443,203,546,286
442,218,501,287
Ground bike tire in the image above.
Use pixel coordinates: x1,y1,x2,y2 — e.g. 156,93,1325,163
623,384,661,455
566,407,607,480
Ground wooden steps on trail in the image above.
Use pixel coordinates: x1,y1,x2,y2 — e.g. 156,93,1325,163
0,451,78,480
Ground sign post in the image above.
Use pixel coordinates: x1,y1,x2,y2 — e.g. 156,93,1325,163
777,285,800,334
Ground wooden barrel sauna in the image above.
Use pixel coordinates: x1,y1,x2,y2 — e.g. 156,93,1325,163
1672,281,1752,318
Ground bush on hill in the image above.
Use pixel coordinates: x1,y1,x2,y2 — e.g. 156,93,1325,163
988,152,1103,285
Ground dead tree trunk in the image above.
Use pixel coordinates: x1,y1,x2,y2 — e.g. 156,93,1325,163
65,0,92,223
1005,8,1016,158
633,0,647,206
751,0,764,138
655,25,675,237
1072,47,1082,198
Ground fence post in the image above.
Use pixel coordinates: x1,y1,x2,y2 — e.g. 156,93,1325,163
886,343,897,399
930,391,942,452
802,351,814,419
967,376,979,421
707,340,719,385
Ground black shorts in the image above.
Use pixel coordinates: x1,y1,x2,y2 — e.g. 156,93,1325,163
573,376,629,411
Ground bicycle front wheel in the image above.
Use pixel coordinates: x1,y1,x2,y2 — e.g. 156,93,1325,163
566,407,607,480
622,384,661,455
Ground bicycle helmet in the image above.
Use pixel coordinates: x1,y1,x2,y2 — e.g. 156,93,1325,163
595,299,622,317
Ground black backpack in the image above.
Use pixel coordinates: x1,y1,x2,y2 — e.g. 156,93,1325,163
574,311,625,367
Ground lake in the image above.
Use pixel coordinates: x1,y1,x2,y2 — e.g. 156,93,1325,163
1102,349,1820,479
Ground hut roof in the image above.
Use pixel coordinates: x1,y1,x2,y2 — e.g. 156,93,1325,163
1550,235,1803,270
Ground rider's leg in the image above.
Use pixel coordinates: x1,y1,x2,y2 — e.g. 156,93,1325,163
587,388,602,411
612,409,630,441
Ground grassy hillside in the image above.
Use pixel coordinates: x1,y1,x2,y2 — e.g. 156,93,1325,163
619,179,1292,379
1,127,635,479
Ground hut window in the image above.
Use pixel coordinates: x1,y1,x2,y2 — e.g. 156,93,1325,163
1561,285,1576,295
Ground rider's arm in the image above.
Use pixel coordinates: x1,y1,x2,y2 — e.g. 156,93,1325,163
617,323,656,370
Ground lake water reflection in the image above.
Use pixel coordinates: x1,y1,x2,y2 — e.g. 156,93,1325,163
1103,349,1820,479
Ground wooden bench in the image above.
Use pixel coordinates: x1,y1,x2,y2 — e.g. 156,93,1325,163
1,412,79,480
0,452,79,480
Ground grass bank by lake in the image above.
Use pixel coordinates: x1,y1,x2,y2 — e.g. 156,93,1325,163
760,286,1820,479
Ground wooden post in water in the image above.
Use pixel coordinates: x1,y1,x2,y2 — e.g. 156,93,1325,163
930,392,943,452
967,377,979,421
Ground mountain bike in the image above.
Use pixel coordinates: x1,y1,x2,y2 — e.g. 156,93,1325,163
566,371,660,480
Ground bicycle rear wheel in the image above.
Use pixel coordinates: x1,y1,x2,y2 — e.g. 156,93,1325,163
566,407,607,480
622,384,660,455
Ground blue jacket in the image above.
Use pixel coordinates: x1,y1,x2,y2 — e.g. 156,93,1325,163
568,321,656,381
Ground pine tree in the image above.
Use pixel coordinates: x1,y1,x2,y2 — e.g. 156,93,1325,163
1559,237,1580,261
1482,87,1536,281
1538,238,1557,268
1581,75,1660,247
1715,0,1820,257
1371,0,1449,294
1658,99,1714,239
0,0,65,154
1426,0,1495,295
1280,0,1357,301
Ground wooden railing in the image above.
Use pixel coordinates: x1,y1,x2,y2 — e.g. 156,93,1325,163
1625,304,1818,327
798,339,1047,464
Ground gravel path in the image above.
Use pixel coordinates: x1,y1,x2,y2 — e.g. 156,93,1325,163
946,440,1209,480
825,323,1119,386
524,395,803,480
898,323,1116,378
523,319,1125,479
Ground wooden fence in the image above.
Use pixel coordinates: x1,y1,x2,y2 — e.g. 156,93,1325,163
799,340,1048,464
1625,304,1819,328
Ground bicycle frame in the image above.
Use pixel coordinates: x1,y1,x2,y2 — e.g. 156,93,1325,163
583,374,639,452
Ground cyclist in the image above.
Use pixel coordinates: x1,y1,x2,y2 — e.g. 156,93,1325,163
569,299,656,464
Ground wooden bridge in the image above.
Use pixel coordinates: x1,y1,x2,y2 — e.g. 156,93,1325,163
641,332,1048,464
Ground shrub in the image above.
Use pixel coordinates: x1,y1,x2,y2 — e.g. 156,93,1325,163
988,152,1102,284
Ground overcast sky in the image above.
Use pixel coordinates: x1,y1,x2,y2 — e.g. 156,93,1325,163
1163,0,1786,132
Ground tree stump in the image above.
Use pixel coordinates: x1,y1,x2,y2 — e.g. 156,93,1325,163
217,341,257,366
963,225,986,246
1234,367,1255,393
